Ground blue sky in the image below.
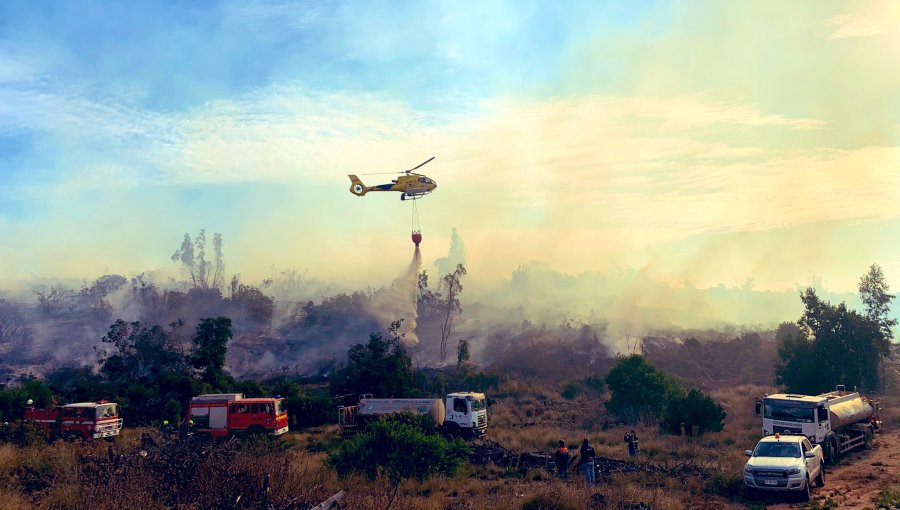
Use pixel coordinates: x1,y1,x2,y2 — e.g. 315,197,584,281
1,0,899,293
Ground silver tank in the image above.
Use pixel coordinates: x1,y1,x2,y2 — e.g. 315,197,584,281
828,395,874,430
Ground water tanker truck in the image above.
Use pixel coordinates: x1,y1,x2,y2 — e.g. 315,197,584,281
338,391,488,438
761,385,881,464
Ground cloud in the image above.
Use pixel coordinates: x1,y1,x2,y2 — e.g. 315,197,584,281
826,13,890,39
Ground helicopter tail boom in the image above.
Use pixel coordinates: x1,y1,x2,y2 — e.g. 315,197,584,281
348,175,370,196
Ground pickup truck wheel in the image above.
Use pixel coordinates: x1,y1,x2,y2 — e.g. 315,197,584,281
815,462,825,487
799,477,811,502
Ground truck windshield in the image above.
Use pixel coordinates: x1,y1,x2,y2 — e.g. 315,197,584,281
96,404,117,419
753,442,801,458
764,404,814,423
470,399,486,411
275,400,285,414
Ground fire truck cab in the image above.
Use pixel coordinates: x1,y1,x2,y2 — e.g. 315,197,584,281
186,393,289,439
24,401,122,440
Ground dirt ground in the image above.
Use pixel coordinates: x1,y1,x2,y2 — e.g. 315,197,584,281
762,429,900,510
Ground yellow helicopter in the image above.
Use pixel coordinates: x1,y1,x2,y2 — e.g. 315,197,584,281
348,157,437,200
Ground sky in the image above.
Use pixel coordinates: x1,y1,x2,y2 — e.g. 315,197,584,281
1,0,899,294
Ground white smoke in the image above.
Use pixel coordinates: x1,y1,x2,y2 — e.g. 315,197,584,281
367,246,422,344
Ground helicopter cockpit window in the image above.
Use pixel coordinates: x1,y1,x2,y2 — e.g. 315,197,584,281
418,177,427,183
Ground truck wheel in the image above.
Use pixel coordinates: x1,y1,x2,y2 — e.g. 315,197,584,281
826,438,838,464
864,430,873,450
815,463,825,487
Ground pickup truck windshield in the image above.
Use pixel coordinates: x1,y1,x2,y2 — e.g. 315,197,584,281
764,404,814,423
754,442,801,458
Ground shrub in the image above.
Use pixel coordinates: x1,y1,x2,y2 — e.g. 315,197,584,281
327,413,469,507
661,388,726,435
605,355,683,423
521,492,580,510
560,382,582,400
703,472,744,498
331,322,421,398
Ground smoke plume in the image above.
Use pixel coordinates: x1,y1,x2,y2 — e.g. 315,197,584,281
367,246,422,344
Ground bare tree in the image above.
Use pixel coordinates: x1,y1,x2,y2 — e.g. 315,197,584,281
212,232,225,289
439,264,467,361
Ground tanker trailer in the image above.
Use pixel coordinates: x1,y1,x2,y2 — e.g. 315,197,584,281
338,392,487,438
761,385,881,464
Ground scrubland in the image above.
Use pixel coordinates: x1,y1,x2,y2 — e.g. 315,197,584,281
2,376,898,510
0,383,794,509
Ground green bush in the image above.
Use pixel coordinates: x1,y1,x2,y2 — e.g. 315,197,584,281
560,382,582,400
331,322,422,398
0,379,52,422
605,355,683,423
661,388,726,435
703,472,744,498
327,413,469,484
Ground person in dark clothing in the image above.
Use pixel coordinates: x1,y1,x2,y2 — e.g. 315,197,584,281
579,438,596,486
554,439,570,480
624,430,639,458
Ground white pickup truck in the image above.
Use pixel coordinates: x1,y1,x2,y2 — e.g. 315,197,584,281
743,434,825,501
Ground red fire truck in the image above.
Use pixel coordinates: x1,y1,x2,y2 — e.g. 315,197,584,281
24,401,123,440
185,393,289,439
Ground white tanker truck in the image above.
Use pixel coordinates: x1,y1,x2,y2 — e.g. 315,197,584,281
337,391,488,438
760,385,881,464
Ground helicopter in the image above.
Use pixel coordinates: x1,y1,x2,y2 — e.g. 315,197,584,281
348,157,437,200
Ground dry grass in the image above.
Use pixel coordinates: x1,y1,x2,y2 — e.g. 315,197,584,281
8,382,886,509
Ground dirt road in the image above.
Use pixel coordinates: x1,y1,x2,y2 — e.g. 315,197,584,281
765,429,900,509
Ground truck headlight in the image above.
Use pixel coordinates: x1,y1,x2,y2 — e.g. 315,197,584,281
787,468,801,475
743,465,753,474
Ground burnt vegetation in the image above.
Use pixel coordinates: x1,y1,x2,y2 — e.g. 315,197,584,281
0,230,897,509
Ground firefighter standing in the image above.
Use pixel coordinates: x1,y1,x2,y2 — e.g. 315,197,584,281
624,430,639,458
578,438,597,486
160,420,176,439
554,440,569,480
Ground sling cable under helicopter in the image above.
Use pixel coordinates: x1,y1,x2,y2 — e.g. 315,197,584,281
411,199,422,247
347,156,436,247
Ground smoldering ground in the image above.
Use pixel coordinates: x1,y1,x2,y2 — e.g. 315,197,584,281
0,229,873,382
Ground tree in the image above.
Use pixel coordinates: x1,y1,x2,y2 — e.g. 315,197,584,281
456,338,470,369
439,264,467,361
99,319,188,383
604,354,683,424
777,288,890,393
774,322,821,394
661,388,726,435
859,263,897,341
331,321,421,398
327,414,469,510
171,230,225,289
191,317,232,388
228,277,275,327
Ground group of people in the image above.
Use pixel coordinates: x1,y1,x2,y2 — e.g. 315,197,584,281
553,430,639,485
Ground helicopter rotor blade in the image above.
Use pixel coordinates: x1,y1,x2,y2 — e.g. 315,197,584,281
408,156,435,172
360,171,404,176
